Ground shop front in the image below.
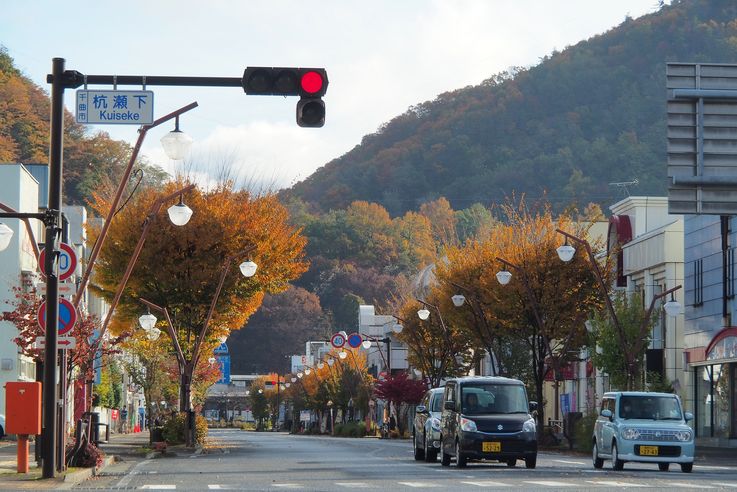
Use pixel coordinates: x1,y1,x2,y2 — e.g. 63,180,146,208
692,328,737,444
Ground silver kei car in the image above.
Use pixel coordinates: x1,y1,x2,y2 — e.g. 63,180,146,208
593,391,695,473
413,387,444,462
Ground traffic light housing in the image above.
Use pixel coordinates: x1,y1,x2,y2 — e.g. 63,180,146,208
242,67,328,127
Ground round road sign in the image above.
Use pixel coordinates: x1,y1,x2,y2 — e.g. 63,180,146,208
37,298,78,335
330,332,346,349
347,332,363,348
39,242,78,282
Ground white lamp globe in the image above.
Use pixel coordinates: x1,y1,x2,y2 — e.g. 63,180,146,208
139,312,157,331
245,391,250,396
147,327,161,341
258,389,263,394
239,260,258,278
317,362,325,369
361,340,372,350
451,294,466,307
327,358,335,366
339,351,348,359
297,372,303,378
167,201,193,226
0,223,13,251
391,323,403,334
305,368,311,375
417,309,430,321
556,244,576,263
285,383,290,388
496,270,512,286
208,357,216,365
664,299,681,317
160,127,193,160
291,377,297,383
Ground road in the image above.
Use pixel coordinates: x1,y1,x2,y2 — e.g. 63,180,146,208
75,429,737,491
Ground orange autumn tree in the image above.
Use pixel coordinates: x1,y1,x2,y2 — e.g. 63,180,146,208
90,181,308,438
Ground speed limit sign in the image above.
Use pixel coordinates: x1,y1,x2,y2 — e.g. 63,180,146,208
39,242,77,282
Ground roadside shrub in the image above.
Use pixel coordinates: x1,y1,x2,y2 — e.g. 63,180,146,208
66,440,105,468
574,413,597,453
161,413,208,445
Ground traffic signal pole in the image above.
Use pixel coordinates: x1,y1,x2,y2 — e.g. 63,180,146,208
43,58,328,477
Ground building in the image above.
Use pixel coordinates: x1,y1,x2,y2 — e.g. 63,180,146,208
683,213,737,446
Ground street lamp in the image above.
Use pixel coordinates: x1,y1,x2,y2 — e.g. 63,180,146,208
239,260,258,278
0,222,12,251
417,308,430,320
160,115,194,160
147,327,162,341
663,294,681,317
166,195,194,226
451,294,466,307
138,309,157,331
495,270,512,285
556,239,576,263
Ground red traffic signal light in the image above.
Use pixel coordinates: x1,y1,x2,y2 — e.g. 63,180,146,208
242,67,328,97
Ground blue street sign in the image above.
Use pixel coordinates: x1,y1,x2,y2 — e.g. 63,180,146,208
217,354,231,384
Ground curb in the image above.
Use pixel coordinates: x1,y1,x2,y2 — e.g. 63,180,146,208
63,455,115,485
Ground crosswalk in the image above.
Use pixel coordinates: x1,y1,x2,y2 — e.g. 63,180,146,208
114,479,737,490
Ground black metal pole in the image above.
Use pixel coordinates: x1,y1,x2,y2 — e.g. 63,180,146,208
42,56,65,479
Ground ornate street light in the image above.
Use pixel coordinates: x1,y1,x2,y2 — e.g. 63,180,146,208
495,270,512,285
290,377,297,383
160,115,194,160
451,294,466,307
147,327,161,341
0,222,12,251
391,323,403,334
417,308,430,320
663,295,682,317
138,310,157,331
327,358,335,366
338,350,348,359
556,239,576,263
361,340,372,350
239,260,258,278
166,195,194,226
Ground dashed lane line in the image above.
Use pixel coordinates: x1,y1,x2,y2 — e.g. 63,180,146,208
397,482,442,488
461,481,513,487
524,480,580,487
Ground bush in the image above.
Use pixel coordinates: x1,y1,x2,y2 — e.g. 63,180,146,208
161,413,208,445
573,413,597,453
66,441,105,468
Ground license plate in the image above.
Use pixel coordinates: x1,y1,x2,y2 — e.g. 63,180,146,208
640,445,659,456
482,441,501,452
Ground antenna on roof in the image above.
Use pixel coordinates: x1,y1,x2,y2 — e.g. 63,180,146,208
609,178,639,197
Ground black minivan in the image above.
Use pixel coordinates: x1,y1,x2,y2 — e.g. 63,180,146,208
440,376,538,468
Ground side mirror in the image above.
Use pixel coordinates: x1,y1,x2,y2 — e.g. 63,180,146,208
416,405,427,414
601,409,613,420
684,412,693,422
529,401,538,412
444,401,455,411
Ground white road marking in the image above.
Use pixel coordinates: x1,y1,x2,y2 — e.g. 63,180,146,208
669,483,715,489
271,485,304,489
525,480,580,487
461,481,513,487
586,480,648,487
140,487,176,490
397,482,441,488
116,458,149,488
335,483,372,488
552,459,585,465
208,487,223,490
696,465,733,470
711,483,737,488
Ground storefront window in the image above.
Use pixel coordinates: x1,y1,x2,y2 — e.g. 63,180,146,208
714,364,731,438
696,366,712,437
695,363,735,438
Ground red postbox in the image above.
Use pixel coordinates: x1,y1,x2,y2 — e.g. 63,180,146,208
5,381,41,473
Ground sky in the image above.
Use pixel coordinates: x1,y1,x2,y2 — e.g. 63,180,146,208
1,1,661,191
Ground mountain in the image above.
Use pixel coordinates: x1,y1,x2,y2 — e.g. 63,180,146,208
288,0,737,215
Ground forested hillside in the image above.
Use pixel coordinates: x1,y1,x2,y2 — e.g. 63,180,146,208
288,0,737,215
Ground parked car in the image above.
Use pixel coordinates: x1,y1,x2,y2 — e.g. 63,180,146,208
440,376,538,469
592,391,695,473
413,387,444,462
0,414,4,439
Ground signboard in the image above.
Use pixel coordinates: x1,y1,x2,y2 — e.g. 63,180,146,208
76,90,154,125
35,336,76,350
347,332,363,349
214,342,229,355
300,410,311,422
39,242,77,282
330,332,346,349
667,62,737,214
216,354,231,384
37,298,77,335
35,281,76,297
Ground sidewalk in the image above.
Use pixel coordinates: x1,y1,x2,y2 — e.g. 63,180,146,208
0,430,151,489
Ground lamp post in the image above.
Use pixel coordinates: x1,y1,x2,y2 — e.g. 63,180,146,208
415,299,453,387
138,246,256,447
555,229,683,389
449,281,498,376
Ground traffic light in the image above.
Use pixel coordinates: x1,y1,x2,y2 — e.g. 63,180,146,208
242,67,328,127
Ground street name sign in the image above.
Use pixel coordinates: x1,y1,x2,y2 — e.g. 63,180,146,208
76,90,154,125
39,242,77,282
35,336,76,350
37,298,77,335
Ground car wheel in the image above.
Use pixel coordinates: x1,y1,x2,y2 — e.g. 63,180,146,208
413,432,425,461
611,442,624,471
424,433,437,463
455,440,467,468
658,463,670,472
592,440,604,469
681,462,693,473
506,459,516,467
440,442,451,467
525,455,537,469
